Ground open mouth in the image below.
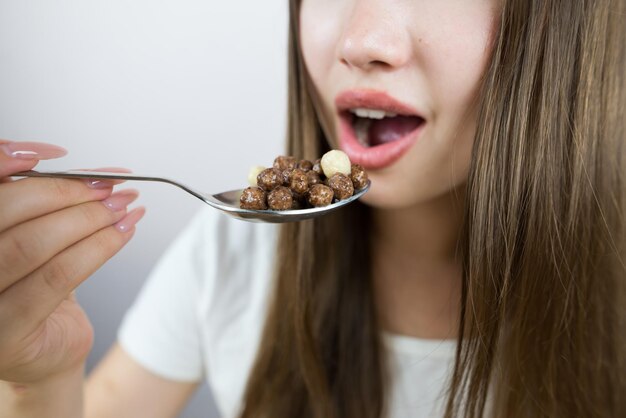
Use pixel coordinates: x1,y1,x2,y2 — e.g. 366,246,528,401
335,90,427,169
342,108,425,148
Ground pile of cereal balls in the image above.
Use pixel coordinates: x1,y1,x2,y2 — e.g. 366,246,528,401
240,150,369,210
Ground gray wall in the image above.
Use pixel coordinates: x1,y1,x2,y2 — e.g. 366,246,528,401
0,1,287,416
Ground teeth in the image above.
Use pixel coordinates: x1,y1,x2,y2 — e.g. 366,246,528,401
350,108,397,119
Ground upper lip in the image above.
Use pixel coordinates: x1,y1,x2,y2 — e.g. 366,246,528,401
335,89,424,118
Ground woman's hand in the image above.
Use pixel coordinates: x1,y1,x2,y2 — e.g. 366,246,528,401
0,140,145,385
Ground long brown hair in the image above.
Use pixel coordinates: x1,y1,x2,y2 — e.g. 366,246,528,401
240,0,625,417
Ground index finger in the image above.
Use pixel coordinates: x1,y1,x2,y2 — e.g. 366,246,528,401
0,140,68,179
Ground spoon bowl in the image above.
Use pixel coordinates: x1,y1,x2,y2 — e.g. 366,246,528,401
14,170,370,223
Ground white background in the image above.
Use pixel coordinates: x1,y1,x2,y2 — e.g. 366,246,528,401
0,1,288,416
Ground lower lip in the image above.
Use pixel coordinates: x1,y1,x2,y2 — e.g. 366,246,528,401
337,115,426,170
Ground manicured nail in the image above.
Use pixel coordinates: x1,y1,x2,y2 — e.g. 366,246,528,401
102,189,139,211
0,141,67,160
115,206,146,232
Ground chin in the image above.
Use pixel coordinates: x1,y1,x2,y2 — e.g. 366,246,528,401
359,174,427,209
360,170,468,211
360,192,416,210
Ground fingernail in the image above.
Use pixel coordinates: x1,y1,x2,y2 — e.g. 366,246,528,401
84,179,117,189
115,206,146,232
102,189,139,211
0,141,67,160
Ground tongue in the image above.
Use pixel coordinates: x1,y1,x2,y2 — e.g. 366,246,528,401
368,115,423,146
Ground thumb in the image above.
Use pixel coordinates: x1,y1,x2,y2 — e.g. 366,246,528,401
0,140,68,179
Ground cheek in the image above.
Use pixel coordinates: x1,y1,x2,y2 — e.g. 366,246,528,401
422,9,497,182
299,2,341,93
429,33,490,181
299,1,347,145
426,14,495,125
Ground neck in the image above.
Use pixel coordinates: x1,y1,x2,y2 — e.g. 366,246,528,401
371,186,465,340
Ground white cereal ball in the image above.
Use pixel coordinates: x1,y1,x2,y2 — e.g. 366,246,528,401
321,150,351,178
247,165,266,186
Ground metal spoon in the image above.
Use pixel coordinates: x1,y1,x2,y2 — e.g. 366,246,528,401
14,170,370,223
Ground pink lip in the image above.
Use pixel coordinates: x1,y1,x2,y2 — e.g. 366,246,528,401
335,90,426,170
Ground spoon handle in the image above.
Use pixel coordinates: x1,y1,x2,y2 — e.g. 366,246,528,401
14,170,170,183
13,170,213,205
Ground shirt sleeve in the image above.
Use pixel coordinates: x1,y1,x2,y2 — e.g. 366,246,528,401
117,208,216,382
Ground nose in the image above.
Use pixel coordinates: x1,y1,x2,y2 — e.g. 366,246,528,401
338,3,412,71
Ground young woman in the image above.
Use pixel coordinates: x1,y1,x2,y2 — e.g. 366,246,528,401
1,1,624,417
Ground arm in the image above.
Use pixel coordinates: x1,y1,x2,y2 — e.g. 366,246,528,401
86,344,199,418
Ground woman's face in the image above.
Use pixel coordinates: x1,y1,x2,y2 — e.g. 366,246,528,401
300,0,499,208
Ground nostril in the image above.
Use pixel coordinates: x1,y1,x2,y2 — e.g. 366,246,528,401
350,60,402,72
340,57,392,70
369,60,391,68
339,32,410,70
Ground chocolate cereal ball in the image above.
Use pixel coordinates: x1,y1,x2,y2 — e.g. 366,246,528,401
297,159,313,172
281,169,294,186
267,186,293,210
239,187,267,210
312,158,323,176
289,168,309,195
326,173,354,200
273,155,297,171
307,184,334,207
306,170,322,186
257,168,282,191
350,163,369,190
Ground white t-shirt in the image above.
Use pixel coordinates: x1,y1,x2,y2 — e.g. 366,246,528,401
118,207,456,418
